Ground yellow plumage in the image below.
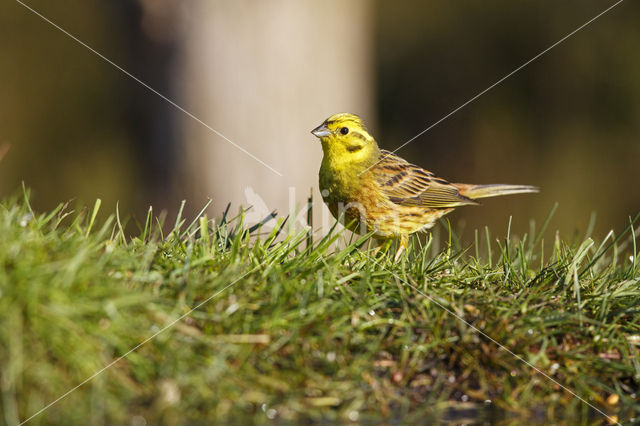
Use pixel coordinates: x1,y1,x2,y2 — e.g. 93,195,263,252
311,113,538,260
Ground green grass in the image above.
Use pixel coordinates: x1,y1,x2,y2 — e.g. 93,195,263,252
1,190,639,425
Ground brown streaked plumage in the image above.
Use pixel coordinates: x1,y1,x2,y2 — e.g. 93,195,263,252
312,113,538,260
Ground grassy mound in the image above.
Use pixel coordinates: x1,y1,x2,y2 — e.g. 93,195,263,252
1,193,639,424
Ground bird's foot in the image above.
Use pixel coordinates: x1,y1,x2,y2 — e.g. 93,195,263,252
372,239,393,258
393,235,409,262
393,245,405,262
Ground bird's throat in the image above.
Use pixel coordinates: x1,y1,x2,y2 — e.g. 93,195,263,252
319,141,379,205
320,138,379,174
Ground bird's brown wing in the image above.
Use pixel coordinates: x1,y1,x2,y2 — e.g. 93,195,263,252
372,150,478,208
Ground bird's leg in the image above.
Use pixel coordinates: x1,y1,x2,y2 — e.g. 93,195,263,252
372,239,392,257
393,235,409,262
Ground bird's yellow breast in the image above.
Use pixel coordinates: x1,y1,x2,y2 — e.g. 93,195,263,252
319,166,429,238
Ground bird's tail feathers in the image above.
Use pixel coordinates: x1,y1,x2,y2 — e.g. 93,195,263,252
455,183,539,200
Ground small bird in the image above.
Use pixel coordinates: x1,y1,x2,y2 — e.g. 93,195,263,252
311,112,538,260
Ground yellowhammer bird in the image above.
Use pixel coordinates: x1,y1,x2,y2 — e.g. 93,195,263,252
311,112,538,260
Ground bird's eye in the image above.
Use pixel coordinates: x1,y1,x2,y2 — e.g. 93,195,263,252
340,127,349,135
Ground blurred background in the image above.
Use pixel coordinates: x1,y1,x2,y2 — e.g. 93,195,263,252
1,0,638,244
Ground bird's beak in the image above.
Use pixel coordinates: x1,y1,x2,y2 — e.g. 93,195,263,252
311,123,331,138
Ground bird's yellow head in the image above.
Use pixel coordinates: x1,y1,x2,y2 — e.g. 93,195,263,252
311,113,380,168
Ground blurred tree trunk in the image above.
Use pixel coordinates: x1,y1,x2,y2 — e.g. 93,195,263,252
177,0,373,231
